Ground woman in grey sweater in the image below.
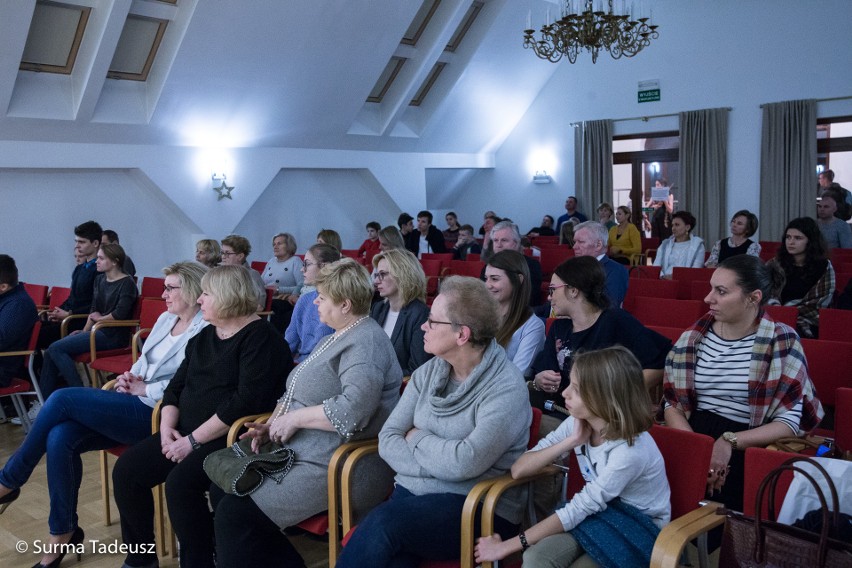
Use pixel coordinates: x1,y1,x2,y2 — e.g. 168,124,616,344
337,276,532,567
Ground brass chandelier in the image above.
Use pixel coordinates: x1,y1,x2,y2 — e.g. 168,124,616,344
523,0,659,64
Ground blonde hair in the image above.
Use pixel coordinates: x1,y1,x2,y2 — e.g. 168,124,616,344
200,265,259,319
196,239,221,268
162,261,207,306
314,258,374,315
378,226,405,250
372,249,426,305
571,346,652,445
438,276,499,349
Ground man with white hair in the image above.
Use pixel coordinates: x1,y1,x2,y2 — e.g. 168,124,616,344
573,221,628,307
483,221,543,306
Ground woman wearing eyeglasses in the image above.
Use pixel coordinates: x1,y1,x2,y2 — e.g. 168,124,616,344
369,249,432,375
337,276,532,567
0,262,208,568
285,243,341,362
219,234,267,310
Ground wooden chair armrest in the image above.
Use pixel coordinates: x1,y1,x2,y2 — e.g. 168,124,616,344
152,400,163,433
457,474,518,568
257,310,273,318
650,501,725,568
332,439,381,566
629,253,645,266
102,378,119,391
226,413,272,445
60,314,89,338
132,327,153,364
0,349,35,357
90,320,140,361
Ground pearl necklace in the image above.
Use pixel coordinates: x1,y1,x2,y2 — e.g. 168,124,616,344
272,315,369,424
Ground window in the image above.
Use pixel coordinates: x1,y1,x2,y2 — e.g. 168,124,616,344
817,116,852,190
19,0,91,75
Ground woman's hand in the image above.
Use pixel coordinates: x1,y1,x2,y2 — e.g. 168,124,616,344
566,418,592,448
89,312,104,322
160,425,181,449
287,294,299,306
534,370,561,393
610,246,622,255
162,435,193,463
267,412,301,446
707,437,733,495
475,535,510,563
240,421,271,454
115,372,147,396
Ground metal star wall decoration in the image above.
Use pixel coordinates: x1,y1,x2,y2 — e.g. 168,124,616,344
213,179,234,200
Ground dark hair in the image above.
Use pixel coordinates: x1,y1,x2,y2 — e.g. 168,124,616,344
366,221,381,232
822,169,835,182
486,250,532,347
459,224,475,233
672,211,697,233
75,220,103,244
718,255,785,306
417,210,433,224
0,255,19,287
657,178,669,187
221,234,251,256
316,229,342,252
308,243,341,265
446,211,457,219
102,229,120,244
731,210,759,238
99,243,126,270
553,256,610,310
544,215,555,225
776,217,828,277
397,213,413,228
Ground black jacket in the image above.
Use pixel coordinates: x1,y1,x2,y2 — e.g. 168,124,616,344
369,299,432,375
405,226,447,256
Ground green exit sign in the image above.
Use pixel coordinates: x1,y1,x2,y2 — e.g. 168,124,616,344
638,89,660,103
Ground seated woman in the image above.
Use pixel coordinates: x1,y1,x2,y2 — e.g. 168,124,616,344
317,228,343,252
705,210,761,268
113,265,292,568
210,258,403,567
530,256,671,431
336,276,532,567
370,249,432,375
476,346,671,568
768,217,835,338
195,238,221,269
608,205,642,265
0,261,208,568
263,232,304,333
220,234,267,310
378,225,405,251
664,255,824,513
653,210,705,279
558,218,576,247
597,202,616,230
485,250,545,375
285,243,341,362
40,243,138,398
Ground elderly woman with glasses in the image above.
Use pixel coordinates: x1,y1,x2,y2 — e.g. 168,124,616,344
337,276,532,567
370,249,432,375
112,265,292,568
0,262,208,568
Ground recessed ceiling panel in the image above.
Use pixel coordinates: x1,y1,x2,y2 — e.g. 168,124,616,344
400,0,440,46
367,56,407,103
108,15,168,80
20,1,90,74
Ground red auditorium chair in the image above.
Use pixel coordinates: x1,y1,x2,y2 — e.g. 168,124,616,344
622,278,679,313
819,308,852,342
632,298,706,329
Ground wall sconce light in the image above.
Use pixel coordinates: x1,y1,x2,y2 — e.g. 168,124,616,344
533,170,552,184
212,171,234,200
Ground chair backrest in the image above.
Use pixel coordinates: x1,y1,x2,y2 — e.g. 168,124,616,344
445,260,482,278
836,388,852,455
140,276,165,299
631,298,706,329
528,408,542,450
419,259,444,276
622,278,679,312
646,325,687,344
819,308,852,343
48,286,71,309
421,253,453,263
629,265,662,279
24,283,49,305
759,241,781,262
139,298,168,332
742,447,795,517
539,247,574,276
250,260,266,274
671,267,715,283
687,279,711,301
763,305,798,329
800,339,852,408
649,425,714,520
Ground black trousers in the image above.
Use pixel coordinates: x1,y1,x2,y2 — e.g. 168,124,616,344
113,432,225,568
209,484,306,567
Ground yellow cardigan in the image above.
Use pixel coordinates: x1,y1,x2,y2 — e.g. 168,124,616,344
608,223,642,257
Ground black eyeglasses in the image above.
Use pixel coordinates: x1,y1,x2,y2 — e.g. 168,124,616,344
373,270,391,282
163,285,182,293
426,317,461,330
220,251,238,257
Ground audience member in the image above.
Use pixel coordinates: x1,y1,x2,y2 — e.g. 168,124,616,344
768,217,835,338
358,221,382,259
220,234,267,310
101,229,136,277
481,221,543,306
648,179,674,240
478,210,497,235
818,169,852,220
263,233,304,333
816,194,852,249
526,215,556,237
0,261,207,568
370,249,432,375
452,224,482,260
573,221,628,307
480,214,501,254
112,265,291,568
705,210,761,268
485,250,545,375
404,210,447,258
39,244,138,399
0,255,38,389
555,196,587,232
285,243,340,361
210,258,401,567
654,211,705,278
336,276,531,567
476,347,670,568
397,213,414,237
443,212,461,244
608,205,642,265
664,255,823,515
195,239,221,269
597,202,616,230
378,225,405,251
316,228,342,252
558,219,576,247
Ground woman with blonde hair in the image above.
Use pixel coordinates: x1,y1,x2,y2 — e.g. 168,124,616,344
369,248,432,375
317,228,342,252
195,239,221,268
378,226,405,251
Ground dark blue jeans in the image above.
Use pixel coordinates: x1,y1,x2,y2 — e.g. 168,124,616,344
40,330,126,397
0,387,153,534
336,484,517,568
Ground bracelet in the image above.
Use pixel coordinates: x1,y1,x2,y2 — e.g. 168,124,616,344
529,378,541,391
518,530,530,551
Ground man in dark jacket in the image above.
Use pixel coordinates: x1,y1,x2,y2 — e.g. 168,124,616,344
405,210,447,258
0,255,38,387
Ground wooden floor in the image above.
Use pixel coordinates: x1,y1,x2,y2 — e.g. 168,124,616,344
0,420,328,568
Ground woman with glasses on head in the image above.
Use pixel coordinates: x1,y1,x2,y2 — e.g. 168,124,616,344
0,262,207,568
337,276,532,567
285,243,342,362
220,234,267,310
195,239,221,269
264,233,304,333
370,249,432,376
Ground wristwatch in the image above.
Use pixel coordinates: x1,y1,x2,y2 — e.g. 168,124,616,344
721,431,738,450
188,432,202,451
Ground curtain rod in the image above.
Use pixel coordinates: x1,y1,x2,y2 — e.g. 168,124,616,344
570,107,733,127
759,94,852,108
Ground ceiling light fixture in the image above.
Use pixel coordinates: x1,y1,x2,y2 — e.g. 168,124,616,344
523,0,659,64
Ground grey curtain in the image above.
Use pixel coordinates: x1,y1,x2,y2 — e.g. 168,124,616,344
574,119,613,217
678,108,729,246
759,99,817,241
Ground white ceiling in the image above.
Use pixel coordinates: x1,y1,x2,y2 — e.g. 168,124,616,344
0,0,561,154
